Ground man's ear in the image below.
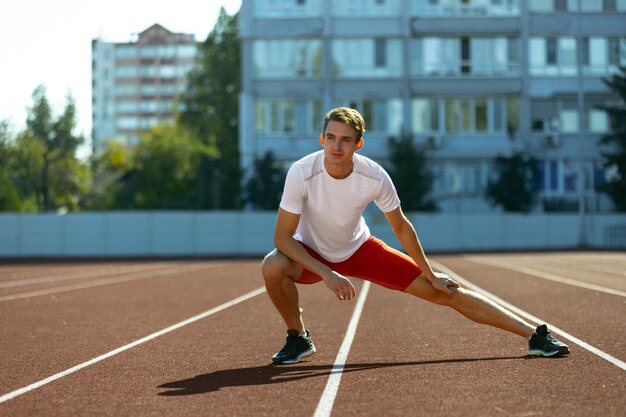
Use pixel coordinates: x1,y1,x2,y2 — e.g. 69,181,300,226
356,137,364,151
319,133,324,147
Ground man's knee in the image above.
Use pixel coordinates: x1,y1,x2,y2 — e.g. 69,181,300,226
261,250,293,283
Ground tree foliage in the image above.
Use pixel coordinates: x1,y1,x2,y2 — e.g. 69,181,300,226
112,124,217,209
598,66,626,211
0,86,90,212
244,151,286,210
0,121,21,211
385,134,437,211
178,8,241,209
486,153,541,213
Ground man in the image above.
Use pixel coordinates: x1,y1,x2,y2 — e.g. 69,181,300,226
262,107,569,364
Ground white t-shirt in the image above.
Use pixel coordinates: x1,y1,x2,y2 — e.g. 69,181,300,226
279,150,400,263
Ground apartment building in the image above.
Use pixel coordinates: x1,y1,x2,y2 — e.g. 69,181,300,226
92,24,197,150
239,0,626,212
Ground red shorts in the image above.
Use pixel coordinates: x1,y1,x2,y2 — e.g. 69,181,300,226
296,236,422,291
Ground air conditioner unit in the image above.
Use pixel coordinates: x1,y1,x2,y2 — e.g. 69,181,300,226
545,134,560,148
426,136,443,149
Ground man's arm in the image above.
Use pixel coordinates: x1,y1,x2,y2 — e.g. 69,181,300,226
274,208,356,300
384,206,459,294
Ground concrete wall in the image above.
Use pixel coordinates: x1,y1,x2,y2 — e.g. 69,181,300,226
0,211,625,258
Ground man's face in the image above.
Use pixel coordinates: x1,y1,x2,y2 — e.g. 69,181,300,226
319,120,363,165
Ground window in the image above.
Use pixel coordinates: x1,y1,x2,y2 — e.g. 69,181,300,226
413,37,517,76
546,39,557,65
333,39,403,78
589,109,609,133
255,100,321,134
254,0,321,17
608,38,620,66
461,38,470,73
507,99,519,134
560,109,579,133
530,37,577,76
332,0,401,16
375,39,386,67
555,0,568,11
335,99,402,134
412,99,440,133
580,0,603,11
475,99,488,132
254,40,323,78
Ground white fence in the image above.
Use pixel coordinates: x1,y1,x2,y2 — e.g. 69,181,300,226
0,211,625,258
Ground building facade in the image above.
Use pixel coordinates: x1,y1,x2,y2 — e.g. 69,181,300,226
239,0,626,212
92,24,197,151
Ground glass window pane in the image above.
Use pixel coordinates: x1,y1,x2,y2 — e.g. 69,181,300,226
388,99,403,135
462,100,471,131
445,99,459,132
560,109,579,133
530,38,546,74
412,99,429,133
431,100,440,131
507,99,519,134
475,99,488,132
255,102,265,133
580,0,602,11
493,99,503,131
559,38,577,75
589,109,609,133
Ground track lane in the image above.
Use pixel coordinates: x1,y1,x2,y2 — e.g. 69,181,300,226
433,256,626,361
0,279,366,416
1,254,624,416
0,261,261,394
332,268,625,417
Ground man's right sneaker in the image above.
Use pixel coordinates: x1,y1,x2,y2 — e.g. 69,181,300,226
271,329,316,364
528,324,570,357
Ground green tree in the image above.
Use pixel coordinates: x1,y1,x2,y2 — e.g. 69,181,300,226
21,86,89,211
0,121,21,210
486,153,541,213
386,134,437,211
85,139,134,209
598,66,626,211
114,124,217,209
178,8,241,209
244,151,286,210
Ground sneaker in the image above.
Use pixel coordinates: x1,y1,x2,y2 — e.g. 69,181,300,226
528,324,570,357
271,329,316,364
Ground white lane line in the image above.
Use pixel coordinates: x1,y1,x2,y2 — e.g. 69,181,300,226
0,286,266,404
431,261,626,371
464,256,626,298
522,258,626,277
314,281,371,417
0,264,174,289
0,265,222,302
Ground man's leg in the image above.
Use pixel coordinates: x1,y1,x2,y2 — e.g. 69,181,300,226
261,249,306,333
405,275,535,338
261,249,318,364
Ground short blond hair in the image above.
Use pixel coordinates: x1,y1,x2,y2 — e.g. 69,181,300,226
323,107,366,141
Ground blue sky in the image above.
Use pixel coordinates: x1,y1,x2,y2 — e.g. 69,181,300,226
0,0,241,153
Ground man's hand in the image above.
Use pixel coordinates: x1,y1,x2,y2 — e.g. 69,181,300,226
426,271,460,295
322,271,356,301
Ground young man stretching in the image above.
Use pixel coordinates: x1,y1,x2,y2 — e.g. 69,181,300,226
261,107,569,364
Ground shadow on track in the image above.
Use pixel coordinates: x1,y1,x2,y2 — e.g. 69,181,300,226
158,356,525,396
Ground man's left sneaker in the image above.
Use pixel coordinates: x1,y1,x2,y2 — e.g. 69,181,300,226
271,329,316,364
528,324,570,357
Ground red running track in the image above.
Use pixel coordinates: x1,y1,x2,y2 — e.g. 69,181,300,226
0,252,624,416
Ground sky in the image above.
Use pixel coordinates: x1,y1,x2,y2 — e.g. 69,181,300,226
0,0,242,154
